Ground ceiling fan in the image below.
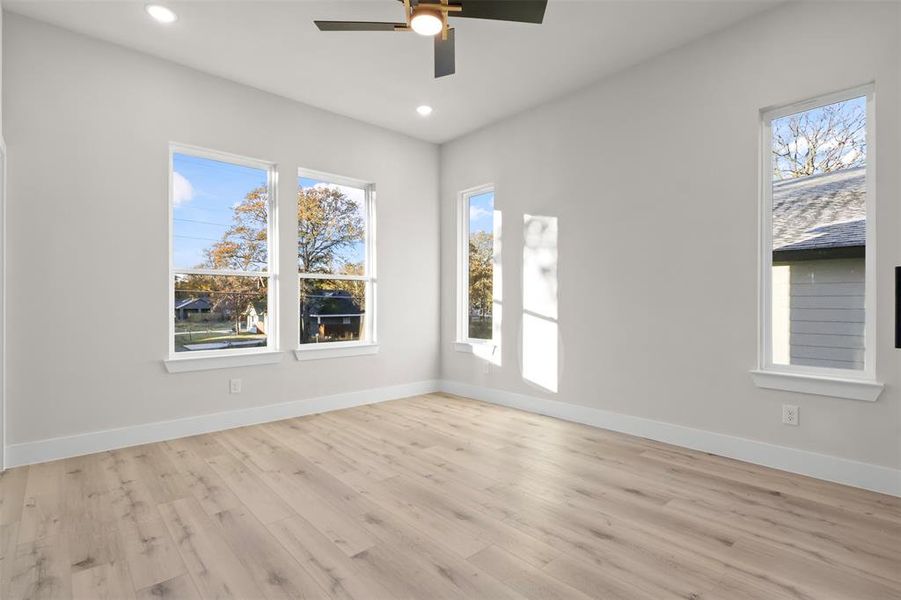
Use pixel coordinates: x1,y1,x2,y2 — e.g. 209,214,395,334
314,0,548,78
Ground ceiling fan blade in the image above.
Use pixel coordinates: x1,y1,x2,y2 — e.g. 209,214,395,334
314,21,405,31
435,28,455,78
452,0,547,24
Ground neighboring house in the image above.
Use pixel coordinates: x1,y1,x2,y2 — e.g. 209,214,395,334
771,167,865,370
174,296,212,320
301,289,364,342
243,301,268,334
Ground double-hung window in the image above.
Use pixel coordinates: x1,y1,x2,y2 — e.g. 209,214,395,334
296,169,376,357
755,85,882,401
168,145,277,364
457,185,501,354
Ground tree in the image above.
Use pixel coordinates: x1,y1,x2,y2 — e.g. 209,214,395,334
179,183,366,336
297,186,365,273
206,187,269,271
468,231,493,320
772,100,866,180
173,186,270,334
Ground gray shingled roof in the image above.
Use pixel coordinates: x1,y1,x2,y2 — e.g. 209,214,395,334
772,167,865,252
175,297,211,311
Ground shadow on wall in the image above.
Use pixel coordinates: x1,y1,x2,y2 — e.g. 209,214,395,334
521,214,559,393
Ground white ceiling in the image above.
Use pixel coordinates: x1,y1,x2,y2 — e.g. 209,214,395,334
5,0,780,143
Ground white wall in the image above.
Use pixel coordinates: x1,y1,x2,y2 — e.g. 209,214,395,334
0,2,4,466
2,14,440,447
440,2,901,470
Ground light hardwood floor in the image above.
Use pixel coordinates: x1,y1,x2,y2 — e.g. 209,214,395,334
1,393,899,599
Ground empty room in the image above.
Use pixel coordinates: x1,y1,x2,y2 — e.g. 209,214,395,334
0,0,899,598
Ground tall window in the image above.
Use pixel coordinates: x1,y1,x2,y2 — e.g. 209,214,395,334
458,186,500,346
297,170,375,347
760,86,873,377
170,145,276,356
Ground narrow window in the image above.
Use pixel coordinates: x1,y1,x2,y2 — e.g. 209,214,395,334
297,170,374,346
761,87,873,376
459,186,499,346
170,146,276,355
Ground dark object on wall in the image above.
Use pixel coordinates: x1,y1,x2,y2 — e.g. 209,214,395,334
896,267,901,348
314,0,547,78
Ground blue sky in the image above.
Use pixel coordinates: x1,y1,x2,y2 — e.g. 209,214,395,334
772,95,866,178
172,153,267,269
469,191,494,235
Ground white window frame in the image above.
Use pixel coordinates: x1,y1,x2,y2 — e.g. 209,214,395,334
295,168,377,361
165,143,281,373
752,84,883,401
455,184,501,355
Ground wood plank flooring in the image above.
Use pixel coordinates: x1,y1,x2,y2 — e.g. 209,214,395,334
1,393,899,599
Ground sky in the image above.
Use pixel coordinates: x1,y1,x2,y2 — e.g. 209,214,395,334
772,95,866,179
172,159,368,272
469,191,494,235
299,176,367,270
172,153,268,269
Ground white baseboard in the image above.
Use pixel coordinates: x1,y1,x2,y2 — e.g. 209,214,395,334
4,380,440,468
439,380,901,497
6,378,898,498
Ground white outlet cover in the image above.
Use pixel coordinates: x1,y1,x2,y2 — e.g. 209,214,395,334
230,378,242,394
782,404,799,426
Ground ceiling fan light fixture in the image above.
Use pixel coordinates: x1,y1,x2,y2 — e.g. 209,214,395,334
411,7,443,36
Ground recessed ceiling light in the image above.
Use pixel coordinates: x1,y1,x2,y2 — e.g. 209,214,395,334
416,105,433,117
410,8,443,36
145,4,178,24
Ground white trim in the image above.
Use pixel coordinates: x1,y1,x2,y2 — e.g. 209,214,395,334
298,167,371,191
164,350,284,373
297,168,376,348
0,139,6,470
298,273,368,281
176,268,270,278
168,143,279,361
457,184,499,345
757,84,878,388
438,380,901,497
454,341,497,354
294,343,379,361
750,369,883,402
5,380,439,467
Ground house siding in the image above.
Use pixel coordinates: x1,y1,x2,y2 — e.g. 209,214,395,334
779,258,865,370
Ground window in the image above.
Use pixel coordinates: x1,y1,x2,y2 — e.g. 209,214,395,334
757,86,877,391
458,186,500,350
169,145,277,358
297,170,375,350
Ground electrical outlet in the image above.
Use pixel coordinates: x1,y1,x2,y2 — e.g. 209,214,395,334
482,360,490,375
782,404,799,426
230,378,242,394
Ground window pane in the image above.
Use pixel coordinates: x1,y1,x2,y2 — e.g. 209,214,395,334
770,96,866,370
173,153,269,271
174,274,268,352
300,279,366,344
468,191,494,340
298,176,366,275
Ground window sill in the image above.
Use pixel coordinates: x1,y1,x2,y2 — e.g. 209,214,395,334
164,350,284,373
454,341,495,353
750,369,883,402
294,343,379,361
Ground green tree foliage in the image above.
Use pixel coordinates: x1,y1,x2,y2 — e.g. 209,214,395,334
468,230,493,321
